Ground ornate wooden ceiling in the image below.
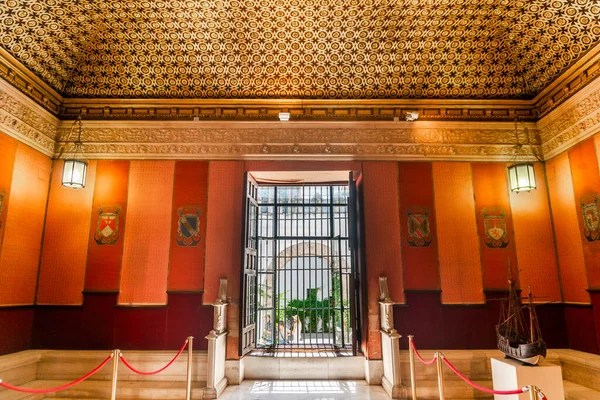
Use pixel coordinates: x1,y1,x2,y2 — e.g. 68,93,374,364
1,0,600,100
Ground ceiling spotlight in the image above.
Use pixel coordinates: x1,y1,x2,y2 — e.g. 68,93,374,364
404,111,419,121
279,112,290,122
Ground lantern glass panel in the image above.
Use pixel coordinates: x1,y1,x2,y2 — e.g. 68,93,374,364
62,159,87,189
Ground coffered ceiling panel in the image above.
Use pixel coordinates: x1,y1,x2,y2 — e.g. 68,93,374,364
1,0,599,100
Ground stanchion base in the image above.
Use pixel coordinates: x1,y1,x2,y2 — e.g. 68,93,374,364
491,357,564,399
381,375,404,399
204,377,228,399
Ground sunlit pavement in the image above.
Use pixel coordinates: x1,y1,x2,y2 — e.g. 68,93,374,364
219,380,391,399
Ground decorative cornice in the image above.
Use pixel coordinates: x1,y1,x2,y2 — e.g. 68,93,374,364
538,75,600,160
55,120,539,161
58,98,538,122
0,78,59,156
0,48,62,115
534,42,600,118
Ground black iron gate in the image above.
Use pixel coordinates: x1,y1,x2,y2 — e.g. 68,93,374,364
239,173,259,356
252,184,355,352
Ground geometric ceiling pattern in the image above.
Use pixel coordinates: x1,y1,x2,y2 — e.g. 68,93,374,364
1,0,600,100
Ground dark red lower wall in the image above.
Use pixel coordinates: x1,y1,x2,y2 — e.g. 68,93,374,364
589,290,600,353
3,291,599,356
31,293,213,351
0,307,34,355
394,291,572,351
564,304,598,354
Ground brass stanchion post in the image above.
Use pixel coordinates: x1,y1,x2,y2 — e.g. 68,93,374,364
528,386,537,400
408,335,417,400
436,352,445,400
110,349,119,400
185,336,194,400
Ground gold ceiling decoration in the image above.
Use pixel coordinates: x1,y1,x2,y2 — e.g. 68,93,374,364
1,0,599,101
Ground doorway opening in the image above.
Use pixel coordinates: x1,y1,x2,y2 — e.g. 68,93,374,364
240,172,365,357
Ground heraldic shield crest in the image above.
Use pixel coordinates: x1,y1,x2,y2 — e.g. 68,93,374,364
176,206,201,247
482,207,509,248
581,193,600,242
94,205,121,245
406,207,432,247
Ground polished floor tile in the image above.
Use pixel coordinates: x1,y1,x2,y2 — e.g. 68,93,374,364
220,380,390,399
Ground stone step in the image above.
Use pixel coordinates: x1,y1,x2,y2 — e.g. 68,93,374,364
244,356,366,380
402,379,494,399
36,351,208,383
564,381,600,400
14,380,209,400
9,379,593,400
398,349,508,381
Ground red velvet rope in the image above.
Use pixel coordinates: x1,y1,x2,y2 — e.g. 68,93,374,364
0,354,112,394
409,339,437,365
119,339,188,375
441,356,528,395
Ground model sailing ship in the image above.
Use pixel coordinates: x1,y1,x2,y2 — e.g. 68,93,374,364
496,269,547,365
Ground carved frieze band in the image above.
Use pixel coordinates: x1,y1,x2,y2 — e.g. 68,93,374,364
539,76,600,159
54,121,540,161
0,79,59,156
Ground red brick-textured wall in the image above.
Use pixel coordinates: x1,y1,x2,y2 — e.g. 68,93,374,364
85,160,130,291
546,153,589,303
362,162,404,359
204,161,245,360
119,161,175,305
37,161,97,305
472,163,517,290
569,139,600,288
433,162,484,304
510,163,562,302
0,142,51,305
398,162,440,290
0,133,51,355
3,129,600,356
168,161,209,291
0,134,17,252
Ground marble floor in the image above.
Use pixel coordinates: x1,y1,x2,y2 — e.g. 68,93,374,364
219,380,390,399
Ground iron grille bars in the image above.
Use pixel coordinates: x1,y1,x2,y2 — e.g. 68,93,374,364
255,185,352,352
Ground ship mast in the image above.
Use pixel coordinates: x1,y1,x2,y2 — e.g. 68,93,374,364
528,285,534,343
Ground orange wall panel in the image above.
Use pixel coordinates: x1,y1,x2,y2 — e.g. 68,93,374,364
432,162,484,304
471,163,518,290
37,160,97,305
569,138,600,288
363,162,404,359
168,161,209,291
509,163,561,302
546,154,589,303
119,161,175,305
85,160,130,291
596,133,600,175
398,162,440,290
0,143,51,305
0,133,17,252
204,161,245,359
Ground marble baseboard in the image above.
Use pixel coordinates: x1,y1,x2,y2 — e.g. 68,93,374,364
243,356,365,381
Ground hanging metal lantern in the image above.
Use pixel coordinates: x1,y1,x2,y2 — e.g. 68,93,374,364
62,157,88,189
508,163,536,193
61,117,88,189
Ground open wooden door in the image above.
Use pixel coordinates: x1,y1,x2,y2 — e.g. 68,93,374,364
239,172,259,356
349,171,367,355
